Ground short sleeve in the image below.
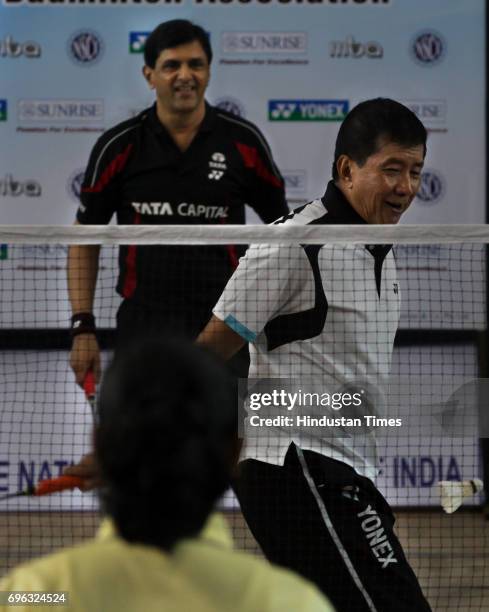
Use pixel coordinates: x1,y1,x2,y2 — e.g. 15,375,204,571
213,243,309,342
76,135,132,225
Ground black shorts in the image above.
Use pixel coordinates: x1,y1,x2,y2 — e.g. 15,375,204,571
234,443,432,612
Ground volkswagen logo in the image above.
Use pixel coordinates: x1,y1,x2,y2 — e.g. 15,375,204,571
68,30,104,66
68,169,85,202
411,30,445,66
416,170,445,204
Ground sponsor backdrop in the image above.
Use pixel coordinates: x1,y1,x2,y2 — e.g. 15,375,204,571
0,0,484,224
0,1,486,508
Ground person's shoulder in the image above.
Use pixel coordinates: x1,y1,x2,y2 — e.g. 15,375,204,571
90,107,149,154
213,107,270,143
263,562,335,611
213,546,334,611
272,198,329,227
0,530,170,596
0,537,103,592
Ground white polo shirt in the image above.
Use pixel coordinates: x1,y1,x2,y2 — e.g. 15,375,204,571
213,182,400,481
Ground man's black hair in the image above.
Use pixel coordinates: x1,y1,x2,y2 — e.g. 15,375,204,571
95,336,236,551
332,98,427,180
144,19,212,68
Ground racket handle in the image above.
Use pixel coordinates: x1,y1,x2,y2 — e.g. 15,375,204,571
34,475,84,496
83,369,96,398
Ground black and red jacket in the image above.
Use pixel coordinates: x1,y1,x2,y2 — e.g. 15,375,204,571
77,103,287,321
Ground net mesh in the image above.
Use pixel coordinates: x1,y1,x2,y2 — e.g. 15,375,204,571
0,224,488,611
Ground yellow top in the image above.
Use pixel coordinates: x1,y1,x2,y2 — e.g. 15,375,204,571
0,513,335,612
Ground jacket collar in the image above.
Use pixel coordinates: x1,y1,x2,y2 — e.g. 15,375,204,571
146,101,216,137
320,180,367,225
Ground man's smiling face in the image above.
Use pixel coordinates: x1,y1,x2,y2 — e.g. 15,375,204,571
341,139,425,224
143,39,210,116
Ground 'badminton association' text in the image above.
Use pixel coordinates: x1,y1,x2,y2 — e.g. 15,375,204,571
3,0,390,5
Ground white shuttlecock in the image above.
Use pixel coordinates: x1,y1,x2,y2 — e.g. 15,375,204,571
437,479,484,514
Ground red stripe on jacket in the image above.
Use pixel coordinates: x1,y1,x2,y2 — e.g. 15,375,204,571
235,142,283,189
83,143,133,194
121,212,140,298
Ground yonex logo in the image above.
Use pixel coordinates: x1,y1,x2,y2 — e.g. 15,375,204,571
416,170,445,204
357,505,398,569
411,31,445,66
269,100,348,122
214,97,246,118
0,100,7,121
208,152,227,180
129,32,150,54
68,30,104,66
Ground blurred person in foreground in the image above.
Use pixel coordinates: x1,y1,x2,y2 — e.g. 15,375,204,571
0,338,334,612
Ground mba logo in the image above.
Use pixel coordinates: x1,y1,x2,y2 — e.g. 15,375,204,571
411,30,445,66
330,36,383,59
0,36,41,58
0,99,7,121
68,30,104,66
129,32,150,54
416,169,445,205
0,174,41,197
269,100,348,122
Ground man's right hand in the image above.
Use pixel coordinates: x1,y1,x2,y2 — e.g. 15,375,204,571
70,333,101,387
63,452,101,492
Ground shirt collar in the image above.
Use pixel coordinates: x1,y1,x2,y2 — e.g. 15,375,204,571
320,180,367,225
146,101,216,137
96,512,233,550
320,181,392,256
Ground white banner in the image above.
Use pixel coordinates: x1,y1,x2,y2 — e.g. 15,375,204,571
0,0,485,223
0,343,481,510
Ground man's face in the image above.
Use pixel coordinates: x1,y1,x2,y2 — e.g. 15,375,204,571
143,40,210,115
342,140,425,224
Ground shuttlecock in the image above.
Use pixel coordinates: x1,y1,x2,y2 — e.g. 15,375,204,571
437,479,484,514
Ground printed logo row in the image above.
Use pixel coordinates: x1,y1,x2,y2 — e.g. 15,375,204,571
0,98,448,133
0,169,447,206
0,30,447,66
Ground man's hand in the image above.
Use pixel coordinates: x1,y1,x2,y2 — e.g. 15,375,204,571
70,334,101,387
63,453,102,492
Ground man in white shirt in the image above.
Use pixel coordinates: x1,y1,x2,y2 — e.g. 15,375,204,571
197,98,432,612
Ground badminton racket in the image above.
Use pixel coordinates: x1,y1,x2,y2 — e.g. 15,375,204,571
0,475,84,501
